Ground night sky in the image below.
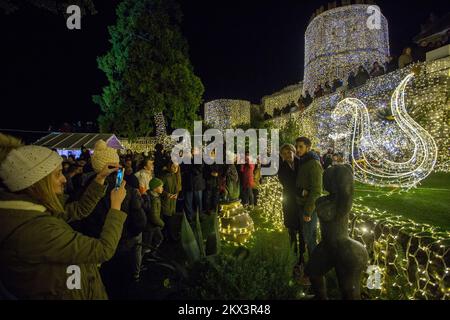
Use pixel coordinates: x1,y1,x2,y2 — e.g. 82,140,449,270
0,0,448,133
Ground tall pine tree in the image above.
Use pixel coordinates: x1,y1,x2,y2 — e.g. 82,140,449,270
93,0,204,139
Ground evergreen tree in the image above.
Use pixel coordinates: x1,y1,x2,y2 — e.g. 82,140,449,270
93,0,204,139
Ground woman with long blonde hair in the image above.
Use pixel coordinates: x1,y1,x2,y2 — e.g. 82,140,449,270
0,133,127,299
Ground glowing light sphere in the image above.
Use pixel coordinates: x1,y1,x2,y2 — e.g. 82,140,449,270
332,73,438,188
304,4,390,95
219,200,254,244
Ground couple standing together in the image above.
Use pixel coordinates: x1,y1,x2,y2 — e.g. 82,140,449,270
278,136,323,282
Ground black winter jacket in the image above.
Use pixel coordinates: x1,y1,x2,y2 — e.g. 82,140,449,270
70,174,147,241
181,163,205,192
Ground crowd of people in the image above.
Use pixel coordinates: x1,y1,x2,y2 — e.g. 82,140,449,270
0,133,267,299
285,41,448,115
0,128,352,299
259,38,448,121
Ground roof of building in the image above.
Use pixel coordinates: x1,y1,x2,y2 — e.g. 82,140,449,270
33,132,124,150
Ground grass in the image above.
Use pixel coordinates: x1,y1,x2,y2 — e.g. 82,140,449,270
354,172,450,231
139,173,450,300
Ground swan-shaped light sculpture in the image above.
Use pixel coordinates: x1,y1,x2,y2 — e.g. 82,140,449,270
331,73,438,188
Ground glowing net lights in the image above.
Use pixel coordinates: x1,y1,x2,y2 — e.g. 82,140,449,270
204,99,251,130
257,176,450,300
303,4,390,95
332,73,438,188
257,176,284,232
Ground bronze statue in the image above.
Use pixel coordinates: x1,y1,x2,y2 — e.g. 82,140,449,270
305,164,369,299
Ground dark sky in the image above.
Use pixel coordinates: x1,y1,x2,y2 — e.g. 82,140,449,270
0,0,448,133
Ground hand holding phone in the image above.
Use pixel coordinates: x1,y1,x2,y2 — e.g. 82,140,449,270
115,168,124,189
111,180,127,210
96,163,120,185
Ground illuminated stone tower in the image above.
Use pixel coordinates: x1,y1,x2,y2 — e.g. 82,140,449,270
303,4,390,94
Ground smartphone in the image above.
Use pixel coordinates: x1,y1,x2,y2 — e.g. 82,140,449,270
115,168,124,189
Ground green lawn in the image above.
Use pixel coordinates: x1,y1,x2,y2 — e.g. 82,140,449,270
354,172,450,231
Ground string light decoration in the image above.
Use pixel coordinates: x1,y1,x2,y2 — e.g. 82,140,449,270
350,199,450,300
258,62,449,299
261,83,303,117
204,99,251,130
331,73,438,188
153,112,175,151
120,135,174,154
154,112,167,137
257,176,284,232
120,137,157,153
257,176,449,300
154,112,167,144
119,112,174,153
219,200,255,244
303,4,390,95
269,92,337,150
269,58,450,173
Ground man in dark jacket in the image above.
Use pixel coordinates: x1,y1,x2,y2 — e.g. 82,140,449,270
145,178,165,251
278,143,305,267
295,137,323,258
355,66,370,87
413,41,429,62
347,71,356,89
79,145,91,162
322,149,334,170
239,153,255,207
302,90,313,107
331,78,343,92
219,158,240,202
204,158,220,215
385,55,397,73
124,166,140,189
369,62,385,78
181,148,205,222
154,143,167,178
161,161,182,241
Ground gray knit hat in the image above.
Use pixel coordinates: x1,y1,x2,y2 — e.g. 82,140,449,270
0,145,62,192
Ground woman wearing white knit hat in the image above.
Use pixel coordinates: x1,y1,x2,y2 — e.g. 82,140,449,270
0,133,127,300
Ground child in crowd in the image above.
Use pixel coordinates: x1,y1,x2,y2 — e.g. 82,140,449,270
143,178,165,254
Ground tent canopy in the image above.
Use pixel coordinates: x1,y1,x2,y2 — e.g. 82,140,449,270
33,133,124,150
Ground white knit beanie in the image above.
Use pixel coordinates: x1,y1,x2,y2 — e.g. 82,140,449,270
91,140,120,173
0,145,62,192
